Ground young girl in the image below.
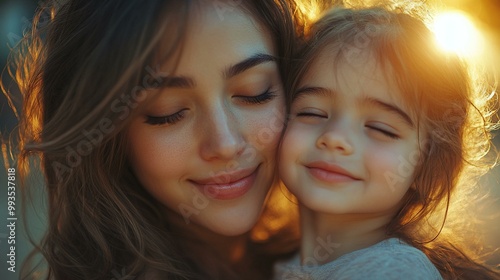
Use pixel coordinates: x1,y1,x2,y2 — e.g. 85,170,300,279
275,6,500,280
2,0,304,279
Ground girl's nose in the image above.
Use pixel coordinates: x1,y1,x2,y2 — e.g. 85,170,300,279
315,121,354,155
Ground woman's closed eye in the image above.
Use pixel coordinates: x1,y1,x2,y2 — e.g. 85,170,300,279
145,109,188,125
236,87,277,104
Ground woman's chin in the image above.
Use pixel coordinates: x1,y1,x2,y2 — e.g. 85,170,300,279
198,208,262,236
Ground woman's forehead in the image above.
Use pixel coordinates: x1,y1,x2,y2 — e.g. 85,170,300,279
154,4,274,78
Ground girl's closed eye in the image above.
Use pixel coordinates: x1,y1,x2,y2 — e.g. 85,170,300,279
365,123,400,139
290,99,328,117
293,107,328,121
296,111,327,118
145,109,188,125
235,87,277,105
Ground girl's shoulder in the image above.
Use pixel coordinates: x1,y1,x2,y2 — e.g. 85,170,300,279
333,238,442,279
273,238,443,280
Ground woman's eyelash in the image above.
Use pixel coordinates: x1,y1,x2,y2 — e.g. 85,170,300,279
144,89,276,125
367,125,400,139
239,89,276,104
145,110,186,125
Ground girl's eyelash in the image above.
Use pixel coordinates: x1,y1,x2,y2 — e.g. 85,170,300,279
239,88,277,104
296,112,326,118
366,125,400,139
145,109,186,125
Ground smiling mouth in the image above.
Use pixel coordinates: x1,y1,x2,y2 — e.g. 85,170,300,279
305,161,361,184
189,165,260,200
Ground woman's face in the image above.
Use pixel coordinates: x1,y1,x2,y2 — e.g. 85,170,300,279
127,4,285,235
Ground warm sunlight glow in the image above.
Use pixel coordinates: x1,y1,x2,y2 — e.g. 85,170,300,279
432,11,483,57
296,1,321,23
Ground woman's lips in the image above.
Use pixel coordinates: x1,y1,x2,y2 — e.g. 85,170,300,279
189,165,259,200
306,161,361,184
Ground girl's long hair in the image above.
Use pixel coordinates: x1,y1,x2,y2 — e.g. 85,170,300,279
2,0,303,279
289,5,500,279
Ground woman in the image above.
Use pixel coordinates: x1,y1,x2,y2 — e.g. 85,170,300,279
6,0,303,278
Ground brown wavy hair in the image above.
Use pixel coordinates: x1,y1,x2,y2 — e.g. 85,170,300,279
288,5,500,279
2,0,304,279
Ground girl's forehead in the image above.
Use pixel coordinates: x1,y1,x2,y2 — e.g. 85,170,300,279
300,47,419,119
303,47,383,87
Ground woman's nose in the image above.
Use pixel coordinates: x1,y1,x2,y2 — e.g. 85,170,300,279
199,106,245,161
315,120,354,155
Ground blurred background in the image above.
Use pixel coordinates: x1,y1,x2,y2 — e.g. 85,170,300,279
0,0,499,279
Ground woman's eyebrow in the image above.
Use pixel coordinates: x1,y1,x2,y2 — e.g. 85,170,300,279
224,53,276,79
158,76,196,88
363,97,414,128
155,53,276,89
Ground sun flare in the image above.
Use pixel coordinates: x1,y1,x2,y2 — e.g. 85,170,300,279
432,11,483,57
296,1,321,23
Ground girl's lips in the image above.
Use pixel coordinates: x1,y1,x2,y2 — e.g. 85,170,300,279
306,161,361,184
189,165,259,200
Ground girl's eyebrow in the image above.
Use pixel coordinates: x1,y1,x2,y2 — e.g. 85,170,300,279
294,86,332,100
362,97,414,128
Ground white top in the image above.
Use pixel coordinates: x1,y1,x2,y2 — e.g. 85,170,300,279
273,238,443,280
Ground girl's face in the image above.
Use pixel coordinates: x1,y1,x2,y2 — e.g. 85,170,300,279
127,5,285,235
280,49,424,216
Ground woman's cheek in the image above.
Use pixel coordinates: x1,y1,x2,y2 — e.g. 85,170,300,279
245,104,286,154
128,125,192,186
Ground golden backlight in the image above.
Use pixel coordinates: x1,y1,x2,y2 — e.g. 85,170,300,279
432,11,483,57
